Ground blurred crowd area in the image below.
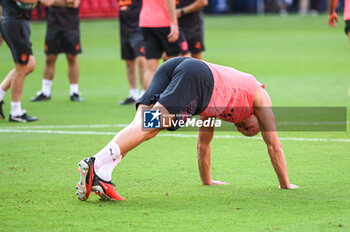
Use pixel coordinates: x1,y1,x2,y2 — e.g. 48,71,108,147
31,0,346,20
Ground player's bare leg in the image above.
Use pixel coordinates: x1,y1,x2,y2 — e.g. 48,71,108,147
0,70,14,92
76,103,174,201
31,54,57,101
120,59,138,104
10,55,38,122
143,59,159,90
12,56,35,102
126,59,138,90
67,54,82,101
43,54,58,81
0,70,14,119
347,32,350,42
136,56,146,94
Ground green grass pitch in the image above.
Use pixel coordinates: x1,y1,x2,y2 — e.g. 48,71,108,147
0,15,349,231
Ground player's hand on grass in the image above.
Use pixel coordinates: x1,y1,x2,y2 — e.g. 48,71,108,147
210,180,229,185
328,12,338,27
279,184,300,189
0,33,3,47
41,0,54,7
167,23,179,43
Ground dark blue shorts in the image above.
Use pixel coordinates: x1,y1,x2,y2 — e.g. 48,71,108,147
137,57,214,130
1,19,32,64
121,31,145,60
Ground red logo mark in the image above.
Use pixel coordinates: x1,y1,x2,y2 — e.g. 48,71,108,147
140,46,145,54
181,41,188,51
195,42,202,50
21,53,28,62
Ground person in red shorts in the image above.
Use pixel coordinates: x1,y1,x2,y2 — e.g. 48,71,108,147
328,0,350,41
139,0,181,90
75,57,299,202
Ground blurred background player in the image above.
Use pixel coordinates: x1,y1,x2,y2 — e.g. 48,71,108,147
31,0,83,102
328,0,350,41
118,0,146,105
139,0,181,90
0,0,55,122
176,0,207,59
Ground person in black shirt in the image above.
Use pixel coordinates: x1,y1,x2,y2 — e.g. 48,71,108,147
118,0,146,105
31,0,82,102
176,0,207,59
0,0,55,122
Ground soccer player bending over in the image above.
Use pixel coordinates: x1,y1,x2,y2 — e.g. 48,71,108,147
75,57,299,201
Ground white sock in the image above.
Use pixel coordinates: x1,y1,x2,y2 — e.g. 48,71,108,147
93,140,121,171
70,84,79,95
42,79,52,96
10,101,22,116
140,90,146,97
0,88,6,102
130,88,139,100
96,155,122,182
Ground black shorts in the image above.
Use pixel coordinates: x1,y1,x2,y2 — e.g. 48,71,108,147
137,57,214,130
181,25,205,54
121,31,145,60
345,20,350,35
45,28,82,55
141,27,182,59
1,19,33,64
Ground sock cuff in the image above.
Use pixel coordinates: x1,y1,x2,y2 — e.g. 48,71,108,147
108,140,121,157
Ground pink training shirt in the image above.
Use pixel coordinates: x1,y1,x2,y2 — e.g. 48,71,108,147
200,61,264,123
345,0,350,21
139,0,172,27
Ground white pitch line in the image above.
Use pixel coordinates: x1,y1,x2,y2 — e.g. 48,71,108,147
0,129,350,143
0,124,128,129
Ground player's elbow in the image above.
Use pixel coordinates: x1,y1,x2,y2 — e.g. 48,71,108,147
267,142,282,154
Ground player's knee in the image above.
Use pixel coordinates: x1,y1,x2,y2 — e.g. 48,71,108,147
66,54,78,65
144,129,159,141
125,59,135,68
46,55,57,66
26,57,36,74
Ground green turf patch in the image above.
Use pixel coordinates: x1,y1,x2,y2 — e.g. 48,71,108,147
0,15,349,231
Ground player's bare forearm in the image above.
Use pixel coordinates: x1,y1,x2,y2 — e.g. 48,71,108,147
165,0,178,26
197,116,214,185
328,0,338,14
165,0,179,42
266,139,290,188
254,88,295,189
197,141,212,185
177,0,208,17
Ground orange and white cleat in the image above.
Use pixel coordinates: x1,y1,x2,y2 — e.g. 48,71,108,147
75,157,95,201
91,175,125,201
